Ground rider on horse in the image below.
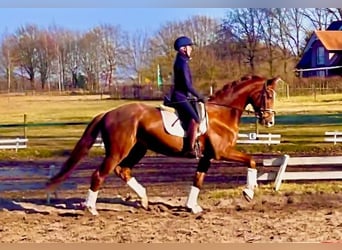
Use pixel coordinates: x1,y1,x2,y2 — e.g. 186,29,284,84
170,36,204,158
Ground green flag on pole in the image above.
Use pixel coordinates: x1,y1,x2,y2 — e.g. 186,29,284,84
157,64,163,87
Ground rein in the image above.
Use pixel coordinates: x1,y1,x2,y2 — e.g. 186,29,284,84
206,80,276,117
206,101,254,115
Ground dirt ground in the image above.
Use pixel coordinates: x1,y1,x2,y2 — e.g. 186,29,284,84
0,157,341,243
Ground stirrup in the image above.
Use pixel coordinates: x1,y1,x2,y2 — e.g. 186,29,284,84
183,140,202,159
194,141,203,159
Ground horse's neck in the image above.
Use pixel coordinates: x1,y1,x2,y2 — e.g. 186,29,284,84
209,84,251,111
207,104,244,134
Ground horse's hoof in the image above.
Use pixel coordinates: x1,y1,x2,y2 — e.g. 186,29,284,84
187,204,203,214
141,196,149,210
80,202,99,216
242,188,254,202
86,206,99,216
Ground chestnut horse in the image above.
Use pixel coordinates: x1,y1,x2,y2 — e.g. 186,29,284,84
46,75,280,215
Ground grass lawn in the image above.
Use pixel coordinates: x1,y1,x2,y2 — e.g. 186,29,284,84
1,92,342,159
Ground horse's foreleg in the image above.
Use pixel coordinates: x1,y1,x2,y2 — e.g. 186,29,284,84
186,157,210,214
84,156,117,215
220,148,258,202
114,166,148,210
243,167,258,202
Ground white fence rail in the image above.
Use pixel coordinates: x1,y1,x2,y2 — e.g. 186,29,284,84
0,137,28,152
94,137,104,148
237,133,281,145
260,155,342,191
324,131,342,145
93,133,282,148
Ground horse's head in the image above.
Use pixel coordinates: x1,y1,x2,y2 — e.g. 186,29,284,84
207,75,280,128
249,76,280,128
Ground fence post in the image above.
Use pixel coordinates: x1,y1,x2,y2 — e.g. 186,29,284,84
23,114,27,138
274,154,290,191
268,133,272,146
255,119,259,134
286,84,290,99
16,137,19,152
46,164,56,204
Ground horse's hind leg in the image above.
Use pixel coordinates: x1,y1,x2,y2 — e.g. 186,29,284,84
114,143,148,209
84,155,119,215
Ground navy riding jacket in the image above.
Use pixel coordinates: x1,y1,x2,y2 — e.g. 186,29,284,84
170,52,201,124
171,52,201,102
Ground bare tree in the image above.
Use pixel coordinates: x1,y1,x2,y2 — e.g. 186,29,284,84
36,29,57,89
301,8,336,30
184,15,221,85
0,34,16,92
49,26,77,92
326,8,342,20
151,21,183,68
149,16,221,87
281,9,307,58
92,24,128,88
126,29,152,84
78,29,102,90
258,9,278,76
11,24,40,90
221,8,265,74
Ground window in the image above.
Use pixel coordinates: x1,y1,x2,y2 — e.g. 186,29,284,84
317,46,325,65
329,53,335,60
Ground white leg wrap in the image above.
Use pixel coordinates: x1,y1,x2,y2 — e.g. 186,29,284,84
84,189,98,208
127,177,146,198
246,168,258,189
243,168,257,202
186,186,203,213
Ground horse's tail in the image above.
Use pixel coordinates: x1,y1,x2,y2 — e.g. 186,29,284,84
46,112,106,191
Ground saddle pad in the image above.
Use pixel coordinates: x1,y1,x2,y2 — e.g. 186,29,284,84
160,104,208,137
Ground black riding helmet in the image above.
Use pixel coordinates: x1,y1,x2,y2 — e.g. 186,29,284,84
174,36,195,51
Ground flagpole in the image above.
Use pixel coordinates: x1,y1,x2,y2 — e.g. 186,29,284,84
157,64,163,89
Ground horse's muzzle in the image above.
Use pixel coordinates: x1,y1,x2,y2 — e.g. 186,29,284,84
258,110,275,127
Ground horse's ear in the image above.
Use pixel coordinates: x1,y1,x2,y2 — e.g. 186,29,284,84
268,76,283,86
274,76,284,85
241,75,252,81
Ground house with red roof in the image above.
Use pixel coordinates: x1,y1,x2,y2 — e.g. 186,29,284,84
295,20,342,78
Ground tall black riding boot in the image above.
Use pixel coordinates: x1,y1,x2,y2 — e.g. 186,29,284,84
184,119,200,158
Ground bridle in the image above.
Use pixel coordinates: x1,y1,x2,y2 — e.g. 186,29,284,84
254,81,276,119
207,81,276,118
